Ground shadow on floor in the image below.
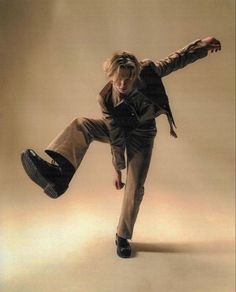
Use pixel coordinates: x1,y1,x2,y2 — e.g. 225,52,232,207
131,240,235,255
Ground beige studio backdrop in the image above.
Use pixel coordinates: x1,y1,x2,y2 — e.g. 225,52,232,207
0,1,235,292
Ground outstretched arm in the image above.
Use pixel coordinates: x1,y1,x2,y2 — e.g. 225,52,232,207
153,36,221,77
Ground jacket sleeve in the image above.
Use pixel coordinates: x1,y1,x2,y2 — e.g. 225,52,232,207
97,94,126,171
154,39,209,77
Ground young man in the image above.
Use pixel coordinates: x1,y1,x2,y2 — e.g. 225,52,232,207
21,36,221,258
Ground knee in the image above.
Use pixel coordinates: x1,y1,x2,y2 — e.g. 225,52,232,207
70,117,88,131
71,117,84,126
135,186,144,202
73,117,94,144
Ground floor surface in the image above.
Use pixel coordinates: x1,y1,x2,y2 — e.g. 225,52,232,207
1,178,235,292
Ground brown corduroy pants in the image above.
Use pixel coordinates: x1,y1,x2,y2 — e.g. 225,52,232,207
46,117,156,239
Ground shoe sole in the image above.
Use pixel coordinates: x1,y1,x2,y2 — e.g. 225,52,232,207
115,239,131,258
21,151,60,199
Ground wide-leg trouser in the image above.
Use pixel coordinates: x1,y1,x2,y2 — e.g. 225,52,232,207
46,117,156,239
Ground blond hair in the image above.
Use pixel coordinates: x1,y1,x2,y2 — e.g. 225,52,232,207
103,51,140,80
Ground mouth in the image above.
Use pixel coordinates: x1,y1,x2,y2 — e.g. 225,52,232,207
119,88,127,92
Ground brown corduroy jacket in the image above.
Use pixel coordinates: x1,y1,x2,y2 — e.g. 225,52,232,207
97,39,209,170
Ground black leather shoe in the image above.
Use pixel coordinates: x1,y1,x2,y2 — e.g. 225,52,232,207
21,149,68,198
115,234,132,258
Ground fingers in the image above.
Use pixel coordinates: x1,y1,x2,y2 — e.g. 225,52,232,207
117,182,125,190
210,44,221,53
209,40,221,53
114,180,125,190
120,182,125,189
113,170,125,190
202,37,222,53
115,180,119,190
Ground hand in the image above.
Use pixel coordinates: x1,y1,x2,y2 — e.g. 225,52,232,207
113,170,125,190
201,36,221,53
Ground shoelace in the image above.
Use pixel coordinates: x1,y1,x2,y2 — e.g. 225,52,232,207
51,159,58,166
51,159,64,175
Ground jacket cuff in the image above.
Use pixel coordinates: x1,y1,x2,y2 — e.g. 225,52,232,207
187,39,209,58
111,147,126,170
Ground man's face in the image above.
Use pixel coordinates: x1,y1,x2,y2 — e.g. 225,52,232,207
112,68,135,95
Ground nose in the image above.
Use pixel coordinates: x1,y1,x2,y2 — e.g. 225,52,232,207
120,80,126,88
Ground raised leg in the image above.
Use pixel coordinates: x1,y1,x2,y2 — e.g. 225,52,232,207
21,117,109,198
45,117,109,170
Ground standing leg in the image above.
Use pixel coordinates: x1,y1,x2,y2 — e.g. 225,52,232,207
117,130,156,239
